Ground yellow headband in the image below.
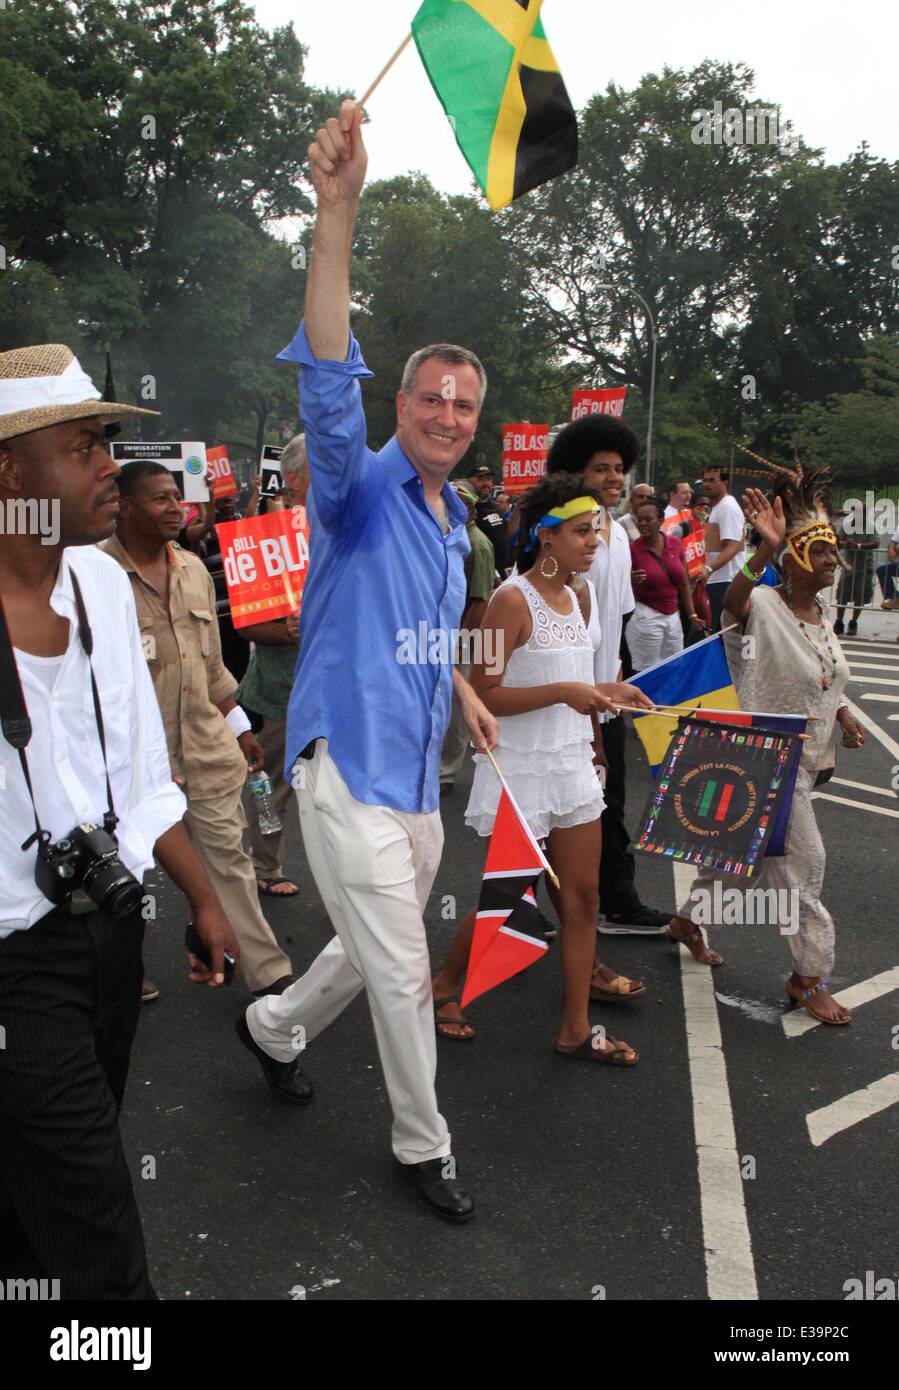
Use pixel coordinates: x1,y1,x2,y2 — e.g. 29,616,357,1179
785,520,839,572
531,496,601,543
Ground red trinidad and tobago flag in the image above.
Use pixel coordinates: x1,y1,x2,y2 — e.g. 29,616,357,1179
461,782,555,1009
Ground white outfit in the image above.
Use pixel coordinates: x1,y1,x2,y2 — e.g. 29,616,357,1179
247,739,449,1165
465,574,605,840
707,493,747,585
587,514,634,723
0,546,186,936
678,586,850,976
626,602,684,672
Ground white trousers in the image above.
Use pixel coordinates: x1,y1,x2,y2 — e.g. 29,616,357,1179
676,768,836,978
627,602,683,673
246,740,450,1164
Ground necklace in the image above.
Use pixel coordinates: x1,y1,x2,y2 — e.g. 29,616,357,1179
791,600,839,691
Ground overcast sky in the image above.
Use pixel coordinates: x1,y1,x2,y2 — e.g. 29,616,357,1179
254,0,898,195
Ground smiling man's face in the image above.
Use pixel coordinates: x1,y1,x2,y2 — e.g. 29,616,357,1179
395,357,481,485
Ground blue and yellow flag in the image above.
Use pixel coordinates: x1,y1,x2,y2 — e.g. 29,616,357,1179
629,634,740,776
411,0,578,210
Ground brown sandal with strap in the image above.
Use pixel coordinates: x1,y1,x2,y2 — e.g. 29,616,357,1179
589,964,646,1003
555,1036,639,1066
433,995,475,1041
667,919,724,966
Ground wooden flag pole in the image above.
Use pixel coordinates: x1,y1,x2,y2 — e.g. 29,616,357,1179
358,31,414,108
484,748,561,889
614,705,813,736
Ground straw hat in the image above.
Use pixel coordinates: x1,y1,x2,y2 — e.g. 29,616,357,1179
0,344,159,442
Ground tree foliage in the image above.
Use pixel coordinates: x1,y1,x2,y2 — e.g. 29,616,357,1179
1,16,897,488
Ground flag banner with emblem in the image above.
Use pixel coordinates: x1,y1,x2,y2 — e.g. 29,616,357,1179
461,779,553,1007
628,633,807,855
411,0,578,211
215,507,309,627
633,718,803,878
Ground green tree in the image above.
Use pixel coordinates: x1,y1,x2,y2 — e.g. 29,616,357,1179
0,0,341,448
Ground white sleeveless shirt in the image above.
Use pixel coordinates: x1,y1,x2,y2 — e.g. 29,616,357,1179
465,573,605,840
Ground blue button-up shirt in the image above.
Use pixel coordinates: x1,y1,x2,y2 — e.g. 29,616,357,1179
277,322,470,813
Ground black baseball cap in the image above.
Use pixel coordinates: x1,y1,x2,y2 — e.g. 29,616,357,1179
468,463,493,477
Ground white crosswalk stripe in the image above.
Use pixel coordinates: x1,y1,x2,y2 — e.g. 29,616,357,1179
807,1074,899,1147
783,966,899,1038
829,776,897,799
811,791,899,819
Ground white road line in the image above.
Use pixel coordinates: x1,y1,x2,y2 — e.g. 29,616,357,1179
847,663,899,672
830,776,897,799
845,697,899,762
783,966,899,1038
890,715,899,723
840,641,899,652
811,791,899,819
807,1074,899,1147
848,676,898,686
861,693,899,703
672,863,758,1300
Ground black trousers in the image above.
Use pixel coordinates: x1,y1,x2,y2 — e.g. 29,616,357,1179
0,904,154,1299
708,582,728,632
598,714,641,916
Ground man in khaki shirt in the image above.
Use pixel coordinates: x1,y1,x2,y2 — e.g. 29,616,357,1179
104,461,295,997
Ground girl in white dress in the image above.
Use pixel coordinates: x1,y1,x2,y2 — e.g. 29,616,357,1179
431,474,655,1064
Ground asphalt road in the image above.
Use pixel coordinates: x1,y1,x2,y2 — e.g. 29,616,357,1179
123,617,899,1304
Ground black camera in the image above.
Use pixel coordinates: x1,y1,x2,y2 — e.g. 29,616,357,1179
35,821,143,918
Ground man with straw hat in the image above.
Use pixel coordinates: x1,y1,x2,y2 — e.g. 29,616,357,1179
0,343,240,1297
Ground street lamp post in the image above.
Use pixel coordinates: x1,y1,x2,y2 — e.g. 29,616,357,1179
597,283,658,488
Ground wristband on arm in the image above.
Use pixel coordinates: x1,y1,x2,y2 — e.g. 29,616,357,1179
225,705,252,739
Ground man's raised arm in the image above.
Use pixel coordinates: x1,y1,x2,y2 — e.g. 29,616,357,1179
305,98,368,361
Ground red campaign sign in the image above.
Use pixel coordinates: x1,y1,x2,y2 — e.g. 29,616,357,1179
662,508,692,534
502,423,548,496
570,387,627,421
206,444,238,498
683,522,707,579
215,507,309,628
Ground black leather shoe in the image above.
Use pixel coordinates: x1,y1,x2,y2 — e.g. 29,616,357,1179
235,1011,314,1104
403,1156,476,1223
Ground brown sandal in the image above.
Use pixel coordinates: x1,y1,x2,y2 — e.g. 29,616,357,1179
433,995,475,1041
667,920,724,966
555,1036,639,1066
589,966,646,1003
785,980,851,1025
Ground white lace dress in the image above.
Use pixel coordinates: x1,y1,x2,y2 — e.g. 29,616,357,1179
465,573,605,840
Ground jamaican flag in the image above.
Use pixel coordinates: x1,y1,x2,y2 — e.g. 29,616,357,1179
411,0,577,210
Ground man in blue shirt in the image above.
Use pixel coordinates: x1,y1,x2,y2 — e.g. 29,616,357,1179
236,100,497,1223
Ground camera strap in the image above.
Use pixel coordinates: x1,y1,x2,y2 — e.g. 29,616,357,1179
0,565,117,854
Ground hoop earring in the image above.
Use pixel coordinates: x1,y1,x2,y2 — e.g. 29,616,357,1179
539,552,559,579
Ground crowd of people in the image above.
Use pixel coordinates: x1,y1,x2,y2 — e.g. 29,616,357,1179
0,97,887,1298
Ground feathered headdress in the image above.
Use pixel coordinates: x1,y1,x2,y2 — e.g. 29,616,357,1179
733,443,839,572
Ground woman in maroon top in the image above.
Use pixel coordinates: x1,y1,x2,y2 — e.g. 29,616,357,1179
629,495,705,671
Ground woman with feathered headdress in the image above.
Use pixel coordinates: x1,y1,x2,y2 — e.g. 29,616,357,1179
667,448,867,1025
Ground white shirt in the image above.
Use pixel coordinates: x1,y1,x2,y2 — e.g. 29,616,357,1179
587,515,634,723
0,546,186,935
663,503,681,519
707,493,746,584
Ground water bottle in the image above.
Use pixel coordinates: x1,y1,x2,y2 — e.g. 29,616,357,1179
247,770,282,835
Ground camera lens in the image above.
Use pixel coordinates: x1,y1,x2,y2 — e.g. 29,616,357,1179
82,859,143,918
